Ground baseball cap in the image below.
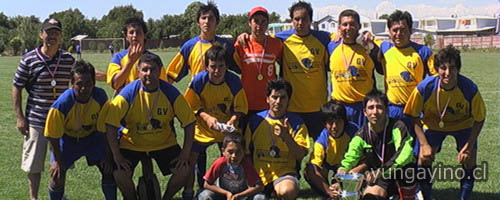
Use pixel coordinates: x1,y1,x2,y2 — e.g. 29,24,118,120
248,6,269,19
42,18,62,31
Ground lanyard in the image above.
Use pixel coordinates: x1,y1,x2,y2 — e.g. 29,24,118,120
252,37,267,80
436,79,451,127
140,87,160,123
340,40,355,70
35,48,61,84
368,121,388,164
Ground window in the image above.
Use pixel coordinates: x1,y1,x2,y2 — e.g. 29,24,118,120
322,24,325,29
426,20,435,26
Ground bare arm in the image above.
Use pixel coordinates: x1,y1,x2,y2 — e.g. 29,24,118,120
279,119,308,160
413,117,434,165
111,43,143,90
199,111,220,132
106,124,131,171
204,181,233,199
12,86,28,135
232,183,264,200
48,138,64,179
94,68,107,82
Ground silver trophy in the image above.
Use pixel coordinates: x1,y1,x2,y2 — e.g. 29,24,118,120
216,122,236,133
334,173,364,200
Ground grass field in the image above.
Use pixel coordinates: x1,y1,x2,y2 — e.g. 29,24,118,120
0,50,498,199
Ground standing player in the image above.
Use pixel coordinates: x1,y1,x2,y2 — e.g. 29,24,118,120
12,18,75,200
234,6,283,129
245,79,310,200
328,9,381,134
166,1,238,83
184,45,248,199
104,53,196,199
106,17,168,92
404,45,486,200
44,60,116,200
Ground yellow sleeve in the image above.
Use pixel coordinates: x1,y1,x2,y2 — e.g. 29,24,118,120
373,38,384,47
403,88,424,117
105,96,130,128
310,142,326,167
159,66,168,82
106,62,122,86
184,88,202,114
233,89,248,115
173,95,197,127
96,101,110,133
294,124,311,149
471,92,486,122
166,52,185,81
44,108,65,139
233,45,243,70
427,54,438,76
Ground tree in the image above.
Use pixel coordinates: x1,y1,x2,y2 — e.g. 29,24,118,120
269,12,281,23
9,15,41,51
181,1,202,39
217,14,249,39
424,34,435,48
0,12,11,54
9,36,22,55
49,8,94,49
379,14,389,20
97,5,143,38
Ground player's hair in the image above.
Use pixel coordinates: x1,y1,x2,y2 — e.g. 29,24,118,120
222,132,245,149
363,89,388,109
266,79,293,99
122,17,148,36
289,1,313,21
204,45,226,67
320,100,348,127
197,1,220,24
138,52,163,70
338,9,361,26
387,10,413,31
71,60,96,84
434,44,461,73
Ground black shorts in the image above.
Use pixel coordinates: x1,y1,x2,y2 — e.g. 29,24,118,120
372,165,416,196
117,145,182,176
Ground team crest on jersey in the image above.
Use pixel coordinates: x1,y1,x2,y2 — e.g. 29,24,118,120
406,62,417,69
400,71,414,82
301,58,313,68
348,66,360,77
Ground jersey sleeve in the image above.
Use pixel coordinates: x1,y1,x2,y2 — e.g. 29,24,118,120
44,108,66,139
293,123,311,149
105,95,130,128
241,158,261,186
184,87,203,114
339,136,365,172
12,58,29,88
427,54,438,76
106,53,124,87
96,101,110,133
233,43,244,70
310,142,326,168
232,89,248,115
166,52,188,82
203,157,226,184
173,94,197,127
471,92,486,122
403,88,425,118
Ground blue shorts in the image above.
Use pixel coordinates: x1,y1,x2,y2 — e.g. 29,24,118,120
426,128,477,151
50,132,107,169
291,111,323,140
343,102,364,136
191,141,222,153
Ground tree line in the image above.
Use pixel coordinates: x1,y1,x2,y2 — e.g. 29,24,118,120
0,2,281,56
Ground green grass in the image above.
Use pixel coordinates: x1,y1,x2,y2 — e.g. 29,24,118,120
0,51,498,199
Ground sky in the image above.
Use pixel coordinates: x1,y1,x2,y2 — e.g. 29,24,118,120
1,0,499,21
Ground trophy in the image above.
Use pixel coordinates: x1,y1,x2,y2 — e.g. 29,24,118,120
334,173,364,200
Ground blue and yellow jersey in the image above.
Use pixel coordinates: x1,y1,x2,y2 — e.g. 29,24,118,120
106,50,167,90
245,110,310,185
328,41,376,103
309,128,351,169
166,36,238,82
184,71,248,143
105,80,196,152
374,40,437,105
275,30,330,112
404,75,486,131
45,87,108,139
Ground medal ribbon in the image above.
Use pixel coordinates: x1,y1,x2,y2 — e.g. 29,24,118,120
341,40,355,70
140,86,160,125
368,120,388,165
436,80,451,126
253,37,267,79
36,48,61,85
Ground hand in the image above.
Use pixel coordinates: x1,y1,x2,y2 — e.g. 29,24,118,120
273,118,289,138
127,42,144,63
331,32,341,42
225,191,233,200
49,161,64,180
113,153,131,171
16,117,29,136
172,150,190,174
236,33,250,48
457,145,471,165
419,144,434,165
328,183,341,199
337,168,346,175
362,31,374,43
206,116,220,132
230,193,241,200
365,169,381,185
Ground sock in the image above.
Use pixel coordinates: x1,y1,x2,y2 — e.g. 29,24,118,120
48,184,64,200
460,167,475,200
101,174,117,200
417,165,433,200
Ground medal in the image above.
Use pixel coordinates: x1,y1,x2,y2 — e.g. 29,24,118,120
147,124,153,130
269,145,280,158
257,74,264,80
436,80,451,129
51,79,57,87
439,121,444,128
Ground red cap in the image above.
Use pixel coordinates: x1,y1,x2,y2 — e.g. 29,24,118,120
248,6,269,18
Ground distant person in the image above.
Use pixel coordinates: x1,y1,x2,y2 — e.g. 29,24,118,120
245,79,310,200
44,60,116,200
198,133,265,200
12,17,75,200
108,44,114,56
404,45,486,200
104,53,195,199
75,44,81,59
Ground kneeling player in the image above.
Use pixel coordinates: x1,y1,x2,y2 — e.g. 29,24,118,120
44,60,116,200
